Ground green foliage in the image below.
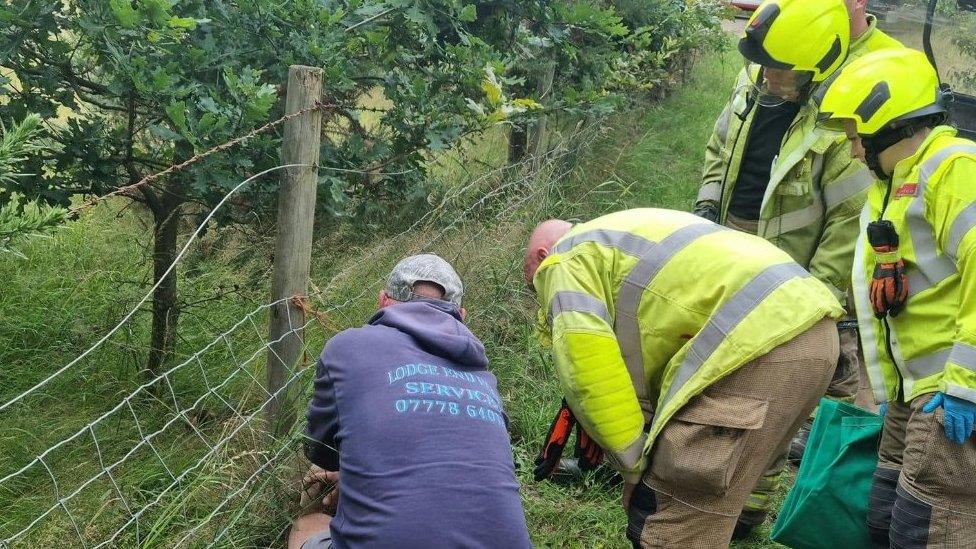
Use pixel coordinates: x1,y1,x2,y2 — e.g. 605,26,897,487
609,0,728,94
0,196,68,258
0,114,47,188
0,0,722,227
1,0,501,225
950,8,976,91
0,113,68,255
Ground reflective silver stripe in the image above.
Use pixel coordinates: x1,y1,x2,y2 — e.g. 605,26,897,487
906,269,929,300
615,223,726,412
905,145,976,293
605,433,647,479
854,206,889,404
947,201,976,261
759,201,824,237
903,348,950,380
698,181,722,204
948,342,976,373
715,105,732,142
652,262,811,431
823,168,872,211
945,384,976,403
553,229,654,257
549,291,611,325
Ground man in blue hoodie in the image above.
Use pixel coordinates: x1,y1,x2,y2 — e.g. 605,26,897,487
289,254,532,549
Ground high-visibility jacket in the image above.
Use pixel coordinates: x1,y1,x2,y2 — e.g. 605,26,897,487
855,127,976,406
697,17,901,301
533,209,843,482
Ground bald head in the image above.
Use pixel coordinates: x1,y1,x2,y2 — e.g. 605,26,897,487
523,219,573,289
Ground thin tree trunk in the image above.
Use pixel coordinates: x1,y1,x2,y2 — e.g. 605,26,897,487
147,186,182,378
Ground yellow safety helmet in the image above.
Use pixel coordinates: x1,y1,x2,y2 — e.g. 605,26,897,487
815,48,949,136
739,0,851,83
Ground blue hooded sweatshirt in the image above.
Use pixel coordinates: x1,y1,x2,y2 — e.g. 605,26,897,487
305,299,532,548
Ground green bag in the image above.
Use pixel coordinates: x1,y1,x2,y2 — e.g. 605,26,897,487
771,398,884,549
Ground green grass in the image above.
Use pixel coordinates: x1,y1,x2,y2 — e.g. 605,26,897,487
0,42,794,548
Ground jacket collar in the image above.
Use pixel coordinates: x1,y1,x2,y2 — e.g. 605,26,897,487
850,15,880,52
892,125,958,182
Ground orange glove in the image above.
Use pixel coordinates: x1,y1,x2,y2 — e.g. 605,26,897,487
534,400,605,481
867,220,909,318
534,400,576,481
575,427,604,471
870,257,908,318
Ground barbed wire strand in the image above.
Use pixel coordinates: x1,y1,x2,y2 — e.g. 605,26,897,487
68,104,331,216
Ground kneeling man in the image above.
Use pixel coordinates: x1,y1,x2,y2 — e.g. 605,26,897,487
292,254,532,549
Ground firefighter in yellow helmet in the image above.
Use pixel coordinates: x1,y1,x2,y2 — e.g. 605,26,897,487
524,208,844,547
696,0,902,537
816,48,976,547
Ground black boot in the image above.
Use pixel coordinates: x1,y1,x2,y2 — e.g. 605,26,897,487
788,418,813,464
731,520,756,541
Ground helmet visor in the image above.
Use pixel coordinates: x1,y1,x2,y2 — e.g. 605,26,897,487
747,63,813,107
815,111,855,135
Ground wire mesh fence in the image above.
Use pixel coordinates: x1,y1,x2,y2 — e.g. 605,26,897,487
0,110,605,547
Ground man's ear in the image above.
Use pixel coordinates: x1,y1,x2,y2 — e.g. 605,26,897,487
459,307,468,322
535,247,549,262
378,290,391,309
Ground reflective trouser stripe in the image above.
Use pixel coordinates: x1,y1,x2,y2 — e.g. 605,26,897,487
905,145,976,296
651,262,812,432
615,223,726,417
824,168,873,211
854,206,890,404
890,484,933,547
867,467,900,532
553,229,654,257
949,342,976,372
698,181,722,204
549,291,611,325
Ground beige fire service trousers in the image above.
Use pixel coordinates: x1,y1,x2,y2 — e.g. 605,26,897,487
867,393,976,548
626,318,839,548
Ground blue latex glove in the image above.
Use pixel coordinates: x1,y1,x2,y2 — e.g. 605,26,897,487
922,392,976,444
879,402,888,418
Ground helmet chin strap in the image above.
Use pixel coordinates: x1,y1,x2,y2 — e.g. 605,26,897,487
861,125,920,180
860,112,949,180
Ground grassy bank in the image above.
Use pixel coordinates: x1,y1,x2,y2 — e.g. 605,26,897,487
0,43,770,547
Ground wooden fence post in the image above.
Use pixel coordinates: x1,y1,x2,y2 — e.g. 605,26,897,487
528,61,556,170
266,65,323,438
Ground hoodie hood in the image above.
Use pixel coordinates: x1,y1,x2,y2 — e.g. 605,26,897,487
368,300,488,369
